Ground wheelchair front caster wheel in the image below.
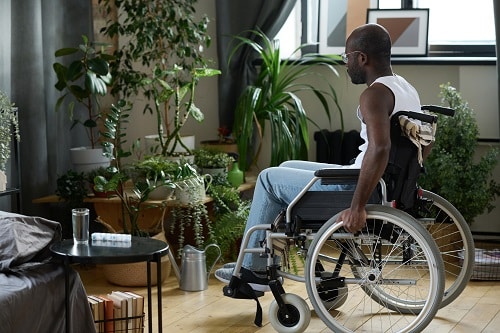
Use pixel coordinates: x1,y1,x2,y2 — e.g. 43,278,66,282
269,293,311,333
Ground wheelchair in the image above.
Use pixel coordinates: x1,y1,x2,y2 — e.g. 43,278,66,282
222,105,474,332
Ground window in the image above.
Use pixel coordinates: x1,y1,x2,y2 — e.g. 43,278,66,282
277,0,496,58
378,0,495,56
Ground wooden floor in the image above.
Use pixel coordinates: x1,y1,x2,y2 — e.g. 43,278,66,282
77,264,500,333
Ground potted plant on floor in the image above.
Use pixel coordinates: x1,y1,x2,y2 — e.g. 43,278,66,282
0,90,20,191
231,29,343,171
419,83,500,224
53,35,114,172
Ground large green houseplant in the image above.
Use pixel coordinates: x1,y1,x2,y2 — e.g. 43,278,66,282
231,29,343,171
419,83,500,223
53,35,114,172
53,35,113,149
98,0,219,157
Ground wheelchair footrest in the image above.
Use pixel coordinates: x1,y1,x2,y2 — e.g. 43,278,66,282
222,276,265,327
223,283,264,299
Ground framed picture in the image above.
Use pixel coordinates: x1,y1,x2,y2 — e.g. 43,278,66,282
366,9,429,56
319,0,348,54
319,0,378,55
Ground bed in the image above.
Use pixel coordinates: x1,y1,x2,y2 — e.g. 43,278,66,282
0,211,96,333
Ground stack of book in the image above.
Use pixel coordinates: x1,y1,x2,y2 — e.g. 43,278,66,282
87,291,144,333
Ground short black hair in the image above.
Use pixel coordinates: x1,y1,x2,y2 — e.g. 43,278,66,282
350,24,392,61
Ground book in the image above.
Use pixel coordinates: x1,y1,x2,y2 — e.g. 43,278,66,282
111,291,134,331
97,295,115,333
87,296,100,332
125,291,145,332
107,292,127,331
88,296,105,332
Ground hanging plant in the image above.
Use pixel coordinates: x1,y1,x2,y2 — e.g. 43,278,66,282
0,90,20,173
170,202,212,258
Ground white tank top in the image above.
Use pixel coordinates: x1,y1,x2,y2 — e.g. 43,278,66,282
350,74,421,168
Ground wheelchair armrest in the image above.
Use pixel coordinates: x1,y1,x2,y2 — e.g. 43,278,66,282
394,111,437,124
314,168,360,185
421,105,455,117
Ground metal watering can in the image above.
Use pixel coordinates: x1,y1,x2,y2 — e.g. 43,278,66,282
168,244,221,291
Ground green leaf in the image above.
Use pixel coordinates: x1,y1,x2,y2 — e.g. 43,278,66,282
55,47,79,57
189,104,204,122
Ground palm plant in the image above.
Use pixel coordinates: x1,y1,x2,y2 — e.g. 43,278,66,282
231,29,343,171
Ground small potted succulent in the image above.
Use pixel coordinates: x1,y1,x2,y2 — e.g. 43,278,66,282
194,148,235,177
0,90,20,191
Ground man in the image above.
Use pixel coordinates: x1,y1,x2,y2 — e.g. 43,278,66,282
215,23,423,291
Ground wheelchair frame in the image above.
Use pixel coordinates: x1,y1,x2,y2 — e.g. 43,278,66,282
222,105,474,332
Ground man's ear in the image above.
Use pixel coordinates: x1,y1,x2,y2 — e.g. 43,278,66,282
359,52,368,65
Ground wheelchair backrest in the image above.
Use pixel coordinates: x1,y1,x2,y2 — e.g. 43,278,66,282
290,106,452,230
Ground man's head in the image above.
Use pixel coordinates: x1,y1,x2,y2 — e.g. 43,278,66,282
344,23,392,85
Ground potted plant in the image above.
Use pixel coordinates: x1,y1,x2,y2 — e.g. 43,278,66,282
194,147,235,177
132,155,178,200
56,169,89,209
94,100,173,236
200,126,238,155
0,90,20,191
419,83,500,223
98,0,220,158
86,166,117,198
231,29,343,171
94,102,173,285
53,35,114,172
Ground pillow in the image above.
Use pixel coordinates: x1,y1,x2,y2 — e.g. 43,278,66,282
0,211,61,271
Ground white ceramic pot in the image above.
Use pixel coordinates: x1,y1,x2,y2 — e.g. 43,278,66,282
149,182,175,200
69,147,111,173
174,174,212,204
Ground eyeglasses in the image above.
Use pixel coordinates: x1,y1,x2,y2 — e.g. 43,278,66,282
341,51,362,64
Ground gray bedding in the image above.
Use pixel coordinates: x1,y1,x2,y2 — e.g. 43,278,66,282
0,211,96,333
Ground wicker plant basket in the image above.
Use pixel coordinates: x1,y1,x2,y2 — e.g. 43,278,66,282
97,218,172,287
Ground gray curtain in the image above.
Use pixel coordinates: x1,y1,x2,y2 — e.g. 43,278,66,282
0,1,93,218
215,0,296,131
495,0,500,139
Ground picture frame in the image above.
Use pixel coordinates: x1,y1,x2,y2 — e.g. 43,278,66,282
319,0,348,55
319,0,378,55
366,9,429,56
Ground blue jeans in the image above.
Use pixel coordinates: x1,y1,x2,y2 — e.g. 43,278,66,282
242,160,351,271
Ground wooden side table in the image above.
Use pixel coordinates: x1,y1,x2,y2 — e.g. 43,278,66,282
50,237,169,333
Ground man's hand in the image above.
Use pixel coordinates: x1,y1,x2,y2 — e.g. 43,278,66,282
337,208,367,233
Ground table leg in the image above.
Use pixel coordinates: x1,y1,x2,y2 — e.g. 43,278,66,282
64,259,70,333
156,253,163,333
147,261,153,333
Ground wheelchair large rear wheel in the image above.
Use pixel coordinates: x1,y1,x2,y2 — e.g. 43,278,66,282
305,205,444,333
417,190,474,308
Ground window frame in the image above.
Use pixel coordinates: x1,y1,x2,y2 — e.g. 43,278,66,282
294,0,496,58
